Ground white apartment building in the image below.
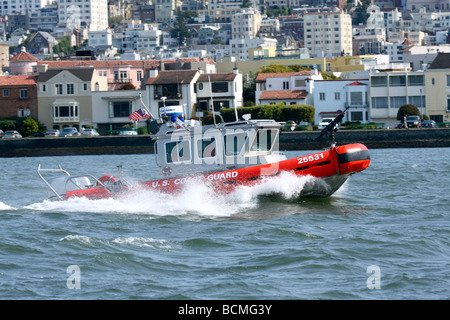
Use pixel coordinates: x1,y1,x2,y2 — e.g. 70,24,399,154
88,29,113,47
369,70,426,127
303,9,353,58
313,79,370,124
231,8,262,40
229,36,277,61
58,0,108,31
0,0,51,15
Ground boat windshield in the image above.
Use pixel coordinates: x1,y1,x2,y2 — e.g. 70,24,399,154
224,132,247,156
165,140,191,163
250,129,277,152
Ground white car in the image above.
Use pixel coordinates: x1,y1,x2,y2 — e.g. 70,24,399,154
82,129,100,136
318,118,335,130
119,128,138,136
2,130,22,138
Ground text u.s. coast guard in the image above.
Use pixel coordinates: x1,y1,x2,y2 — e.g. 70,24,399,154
178,304,272,317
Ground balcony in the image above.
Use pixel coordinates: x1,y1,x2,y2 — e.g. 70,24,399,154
108,78,132,84
52,116,80,123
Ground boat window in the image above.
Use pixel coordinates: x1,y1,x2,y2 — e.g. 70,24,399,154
250,129,277,152
197,138,216,158
224,132,247,156
165,140,190,163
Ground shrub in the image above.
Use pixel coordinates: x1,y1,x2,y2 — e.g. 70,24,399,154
220,104,315,123
397,104,420,120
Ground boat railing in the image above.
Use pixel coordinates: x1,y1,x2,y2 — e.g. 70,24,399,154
37,164,107,201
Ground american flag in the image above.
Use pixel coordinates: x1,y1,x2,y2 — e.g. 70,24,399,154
129,108,152,122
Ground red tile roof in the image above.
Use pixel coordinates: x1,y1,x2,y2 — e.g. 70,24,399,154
37,60,161,69
10,51,39,62
347,81,367,86
259,90,308,100
0,75,37,86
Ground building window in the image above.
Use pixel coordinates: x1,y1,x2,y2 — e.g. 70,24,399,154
55,84,63,95
371,97,388,108
350,92,363,105
447,95,450,112
20,88,28,99
42,84,46,92
67,84,74,95
447,75,450,87
390,96,407,108
3,89,9,97
283,81,289,90
212,82,228,93
371,76,387,87
137,71,142,82
319,92,326,100
334,92,340,100
389,75,406,86
108,101,133,118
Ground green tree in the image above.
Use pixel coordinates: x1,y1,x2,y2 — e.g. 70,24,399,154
18,117,39,136
258,63,292,74
397,104,420,120
170,11,197,45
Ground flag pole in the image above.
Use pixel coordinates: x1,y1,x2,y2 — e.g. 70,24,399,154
208,75,217,126
139,92,155,119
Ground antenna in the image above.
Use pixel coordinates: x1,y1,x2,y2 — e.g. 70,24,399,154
208,75,217,126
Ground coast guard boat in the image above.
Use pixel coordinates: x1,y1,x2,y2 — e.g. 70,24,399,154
37,101,370,201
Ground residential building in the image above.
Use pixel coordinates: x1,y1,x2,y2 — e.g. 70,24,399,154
303,8,352,58
28,3,59,32
0,75,38,119
255,70,323,107
88,29,113,48
313,79,370,124
369,70,426,127
0,0,51,15
154,0,179,23
9,47,39,75
58,0,108,31
145,69,200,119
37,68,107,130
195,69,243,112
425,52,450,123
230,37,277,61
91,90,144,135
231,8,262,40
27,31,57,55
0,42,9,71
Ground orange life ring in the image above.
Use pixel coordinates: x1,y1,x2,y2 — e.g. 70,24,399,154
97,175,116,186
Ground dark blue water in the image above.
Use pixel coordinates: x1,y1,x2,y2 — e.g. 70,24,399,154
0,148,449,299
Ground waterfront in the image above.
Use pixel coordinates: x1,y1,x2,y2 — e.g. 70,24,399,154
0,147,449,299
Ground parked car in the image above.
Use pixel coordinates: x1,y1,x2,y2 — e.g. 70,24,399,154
45,129,60,137
0,129,4,137
406,115,422,128
82,129,100,136
59,127,81,137
318,118,336,130
2,130,22,138
422,120,437,128
119,128,138,136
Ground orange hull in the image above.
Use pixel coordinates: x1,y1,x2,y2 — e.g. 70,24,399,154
65,143,370,200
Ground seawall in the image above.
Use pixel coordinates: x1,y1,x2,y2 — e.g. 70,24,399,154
1,128,449,158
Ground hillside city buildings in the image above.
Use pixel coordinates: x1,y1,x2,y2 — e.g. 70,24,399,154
1,0,450,133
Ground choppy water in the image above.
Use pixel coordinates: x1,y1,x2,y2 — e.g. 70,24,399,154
0,148,449,300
